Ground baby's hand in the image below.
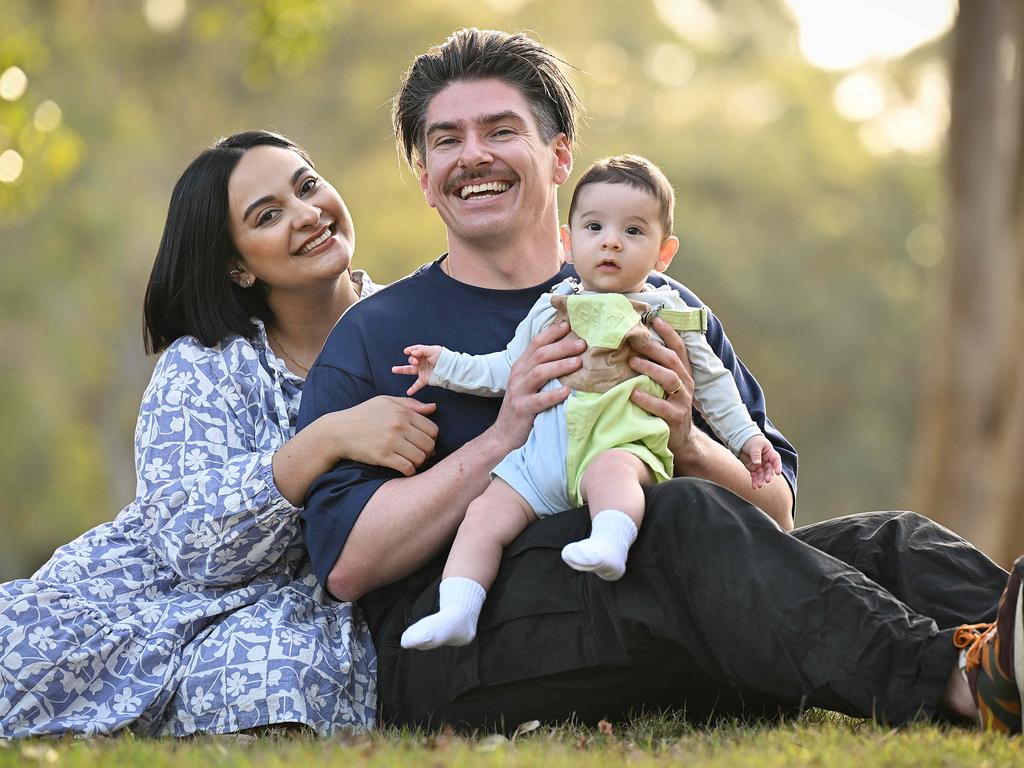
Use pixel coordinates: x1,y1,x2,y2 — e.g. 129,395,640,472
739,435,783,490
391,345,443,396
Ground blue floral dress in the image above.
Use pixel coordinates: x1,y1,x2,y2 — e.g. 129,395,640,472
0,275,378,738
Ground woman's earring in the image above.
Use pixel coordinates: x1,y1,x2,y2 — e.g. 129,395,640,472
229,267,254,288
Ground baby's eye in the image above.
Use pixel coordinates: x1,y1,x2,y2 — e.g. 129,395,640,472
625,226,643,236
584,222,602,231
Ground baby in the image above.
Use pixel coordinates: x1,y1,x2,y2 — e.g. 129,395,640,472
395,154,782,651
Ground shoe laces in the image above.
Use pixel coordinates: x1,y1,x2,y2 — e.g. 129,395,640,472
953,622,996,669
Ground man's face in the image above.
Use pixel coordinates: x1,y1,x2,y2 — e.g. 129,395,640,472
418,78,571,252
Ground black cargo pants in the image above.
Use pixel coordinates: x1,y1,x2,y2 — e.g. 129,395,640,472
374,478,1009,731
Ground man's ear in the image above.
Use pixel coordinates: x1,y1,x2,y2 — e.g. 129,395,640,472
417,161,437,208
552,134,573,186
655,235,679,272
560,224,574,263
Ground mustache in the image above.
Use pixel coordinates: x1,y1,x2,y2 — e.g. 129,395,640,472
443,170,519,196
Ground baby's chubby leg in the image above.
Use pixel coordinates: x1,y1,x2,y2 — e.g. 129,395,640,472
401,477,537,651
562,449,651,581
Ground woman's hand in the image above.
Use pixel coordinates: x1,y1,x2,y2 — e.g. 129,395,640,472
326,396,439,476
492,321,583,452
392,345,443,396
628,317,697,463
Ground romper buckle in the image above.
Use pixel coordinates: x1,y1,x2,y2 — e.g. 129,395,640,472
640,305,663,326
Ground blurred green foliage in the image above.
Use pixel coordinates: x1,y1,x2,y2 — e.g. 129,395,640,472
0,0,947,578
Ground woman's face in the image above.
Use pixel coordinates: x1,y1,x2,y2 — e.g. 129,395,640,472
227,145,355,293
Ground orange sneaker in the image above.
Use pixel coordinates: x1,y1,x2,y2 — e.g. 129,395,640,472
953,555,1024,734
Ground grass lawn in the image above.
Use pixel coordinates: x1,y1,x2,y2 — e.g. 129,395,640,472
2,711,1022,767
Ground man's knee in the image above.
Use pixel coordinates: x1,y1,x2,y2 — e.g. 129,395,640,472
640,478,779,550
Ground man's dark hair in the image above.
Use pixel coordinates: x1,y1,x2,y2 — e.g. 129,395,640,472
392,27,581,167
143,130,313,354
567,154,676,237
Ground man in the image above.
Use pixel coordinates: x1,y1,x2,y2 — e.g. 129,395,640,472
298,28,1022,733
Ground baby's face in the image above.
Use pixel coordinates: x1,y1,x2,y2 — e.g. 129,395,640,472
565,182,668,294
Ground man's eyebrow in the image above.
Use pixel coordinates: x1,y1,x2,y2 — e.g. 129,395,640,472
424,110,529,139
242,166,310,223
477,110,528,126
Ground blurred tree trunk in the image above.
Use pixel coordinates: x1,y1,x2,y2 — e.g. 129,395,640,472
912,0,1024,567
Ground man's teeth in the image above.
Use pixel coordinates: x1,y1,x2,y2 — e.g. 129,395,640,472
459,181,511,199
298,228,332,255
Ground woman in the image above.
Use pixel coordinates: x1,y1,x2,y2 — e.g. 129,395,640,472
0,131,436,737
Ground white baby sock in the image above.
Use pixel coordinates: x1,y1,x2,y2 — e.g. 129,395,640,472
400,576,486,651
561,509,638,581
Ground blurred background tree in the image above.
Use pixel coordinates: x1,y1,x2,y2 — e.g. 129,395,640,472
911,0,1022,566
2,0,1011,579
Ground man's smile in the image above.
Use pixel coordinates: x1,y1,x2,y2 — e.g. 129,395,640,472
458,180,511,199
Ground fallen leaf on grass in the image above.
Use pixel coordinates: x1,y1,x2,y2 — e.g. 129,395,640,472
598,719,613,735
511,719,540,742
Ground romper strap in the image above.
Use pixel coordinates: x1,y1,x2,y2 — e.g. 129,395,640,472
641,305,708,333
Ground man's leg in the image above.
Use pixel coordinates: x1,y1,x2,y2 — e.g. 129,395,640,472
378,479,999,730
792,511,1007,627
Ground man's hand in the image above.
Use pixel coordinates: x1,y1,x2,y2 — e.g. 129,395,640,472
392,344,444,396
492,321,584,452
628,317,794,529
627,316,697,463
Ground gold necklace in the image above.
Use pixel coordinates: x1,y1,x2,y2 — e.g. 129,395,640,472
268,327,311,375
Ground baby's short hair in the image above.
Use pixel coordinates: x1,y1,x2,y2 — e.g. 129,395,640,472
567,154,675,237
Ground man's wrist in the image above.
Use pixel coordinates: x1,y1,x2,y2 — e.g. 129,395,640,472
671,427,713,477
478,422,521,463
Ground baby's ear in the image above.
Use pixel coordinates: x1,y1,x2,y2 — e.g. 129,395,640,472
560,224,574,264
655,235,680,272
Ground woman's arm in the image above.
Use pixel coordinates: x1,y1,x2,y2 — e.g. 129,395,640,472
273,397,437,504
138,341,437,586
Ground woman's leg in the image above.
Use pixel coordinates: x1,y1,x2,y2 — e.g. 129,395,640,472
400,478,536,650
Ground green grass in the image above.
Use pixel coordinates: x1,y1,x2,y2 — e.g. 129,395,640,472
2,711,1022,767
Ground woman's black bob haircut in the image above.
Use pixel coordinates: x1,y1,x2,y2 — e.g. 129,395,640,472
143,130,312,354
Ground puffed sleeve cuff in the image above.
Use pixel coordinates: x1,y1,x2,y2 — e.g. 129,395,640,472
258,448,299,513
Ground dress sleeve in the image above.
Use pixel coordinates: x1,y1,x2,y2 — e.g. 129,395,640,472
429,295,553,396
134,339,299,586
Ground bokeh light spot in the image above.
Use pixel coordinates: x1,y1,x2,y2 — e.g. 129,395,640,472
0,149,25,183
906,222,944,267
834,71,887,122
144,0,187,33
0,67,28,101
33,100,62,132
643,43,696,88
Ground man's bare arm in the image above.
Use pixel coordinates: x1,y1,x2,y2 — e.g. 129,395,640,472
629,317,794,530
327,322,585,601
